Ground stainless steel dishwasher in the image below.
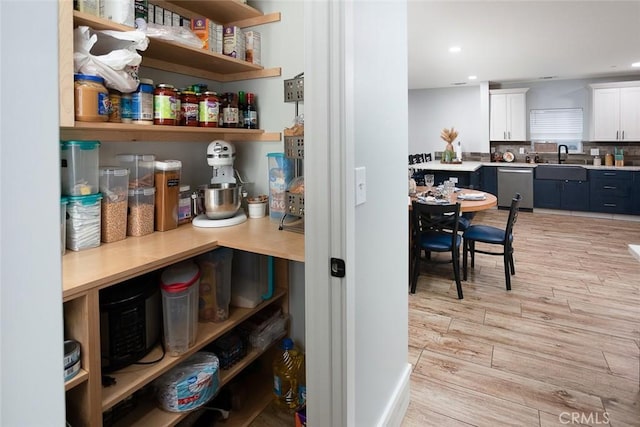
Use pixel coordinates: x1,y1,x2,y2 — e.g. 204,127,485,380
497,167,534,210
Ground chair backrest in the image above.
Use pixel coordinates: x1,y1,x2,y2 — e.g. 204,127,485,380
411,201,461,237
504,193,522,244
423,153,432,162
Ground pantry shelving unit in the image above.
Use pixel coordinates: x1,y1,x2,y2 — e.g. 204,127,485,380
58,1,304,425
59,1,281,141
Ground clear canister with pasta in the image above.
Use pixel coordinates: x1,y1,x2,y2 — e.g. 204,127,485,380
154,160,182,231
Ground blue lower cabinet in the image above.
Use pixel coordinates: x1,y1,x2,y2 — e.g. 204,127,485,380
534,179,589,211
589,170,633,214
633,172,640,215
480,167,497,194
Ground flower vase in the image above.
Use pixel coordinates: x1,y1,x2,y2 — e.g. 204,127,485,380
444,142,455,163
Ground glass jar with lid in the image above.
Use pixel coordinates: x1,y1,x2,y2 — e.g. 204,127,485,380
154,83,178,126
74,74,109,122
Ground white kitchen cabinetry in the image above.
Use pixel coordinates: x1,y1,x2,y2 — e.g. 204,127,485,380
489,88,529,141
590,82,640,141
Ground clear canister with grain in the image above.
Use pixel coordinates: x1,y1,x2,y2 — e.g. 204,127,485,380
99,166,129,243
127,187,155,237
74,74,109,122
154,160,182,231
116,153,155,188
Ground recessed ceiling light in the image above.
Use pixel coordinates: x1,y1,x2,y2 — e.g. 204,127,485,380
449,46,461,53
468,75,477,80
632,62,640,67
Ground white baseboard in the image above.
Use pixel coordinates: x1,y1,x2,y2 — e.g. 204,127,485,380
377,363,412,427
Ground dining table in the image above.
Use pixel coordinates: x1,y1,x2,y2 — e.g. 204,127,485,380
409,186,498,212
408,186,498,289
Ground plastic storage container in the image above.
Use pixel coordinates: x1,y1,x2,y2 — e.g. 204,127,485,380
127,187,155,237
60,197,68,255
196,248,233,322
267,153,294,221
61,140,101,196
66,193,102,251
154,160,182,231
160,261,201,356
231,250,269,308
116,153,155,188
99,166,129,243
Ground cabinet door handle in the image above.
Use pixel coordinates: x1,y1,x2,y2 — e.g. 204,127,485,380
603,172,616,176
603,186,617,190
508,131,511,139
604,203,617,207
616,130,619,140
622,130,625,140
504,131,507,139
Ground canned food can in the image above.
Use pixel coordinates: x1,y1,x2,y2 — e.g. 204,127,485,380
121,93,133,123
132,78,154,124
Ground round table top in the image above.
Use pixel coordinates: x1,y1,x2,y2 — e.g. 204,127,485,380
410,186,497,213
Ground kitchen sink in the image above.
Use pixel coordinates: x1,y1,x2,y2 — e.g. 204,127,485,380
535,164,588,181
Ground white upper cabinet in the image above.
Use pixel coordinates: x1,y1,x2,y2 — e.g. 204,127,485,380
489,88,529,141
590,82,640,141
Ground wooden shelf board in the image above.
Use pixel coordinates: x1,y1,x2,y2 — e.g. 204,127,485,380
102,291,286,411
60,122,281,143
62,218,304,300
72,11,279,81
164,0,262,23
65,369,89,391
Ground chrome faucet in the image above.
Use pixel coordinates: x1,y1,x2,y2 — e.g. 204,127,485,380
558,144,569,164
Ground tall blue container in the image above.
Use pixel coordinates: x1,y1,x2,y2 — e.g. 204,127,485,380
267,153,294,221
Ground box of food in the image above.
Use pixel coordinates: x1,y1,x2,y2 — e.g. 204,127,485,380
191,17,211,50
245,30,261,65
223,26,245,60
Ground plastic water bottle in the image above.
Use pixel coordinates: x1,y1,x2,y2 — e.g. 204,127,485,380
273,337,303,411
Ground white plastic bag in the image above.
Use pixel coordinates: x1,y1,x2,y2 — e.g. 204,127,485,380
74,26,149,93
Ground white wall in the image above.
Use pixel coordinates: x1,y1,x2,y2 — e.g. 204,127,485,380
0,1,66,425
409,85,486,155
351,1,410,426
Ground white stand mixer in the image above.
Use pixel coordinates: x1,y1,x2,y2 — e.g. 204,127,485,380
192,140,248,228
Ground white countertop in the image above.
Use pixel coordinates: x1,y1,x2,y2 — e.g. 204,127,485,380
411,161,640,172
629,244,640,262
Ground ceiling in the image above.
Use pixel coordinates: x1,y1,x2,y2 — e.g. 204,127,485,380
407,1,640,90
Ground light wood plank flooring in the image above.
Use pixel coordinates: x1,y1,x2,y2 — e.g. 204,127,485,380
403,209,640,427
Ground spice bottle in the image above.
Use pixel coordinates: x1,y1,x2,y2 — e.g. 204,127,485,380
154,160,182,231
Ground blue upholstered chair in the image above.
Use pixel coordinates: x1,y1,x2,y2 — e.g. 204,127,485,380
462,193,522,291
410,201,463,298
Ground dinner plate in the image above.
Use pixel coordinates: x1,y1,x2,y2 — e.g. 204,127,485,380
503,151,515,162
457,193,487,201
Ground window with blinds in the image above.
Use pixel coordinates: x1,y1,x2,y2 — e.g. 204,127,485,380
530,108,583,153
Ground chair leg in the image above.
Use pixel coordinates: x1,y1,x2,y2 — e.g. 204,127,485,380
453,248,463,299
470,241,476,268
462,239,469,281
503,252,511,291
410,251,420,294
509,250,516,275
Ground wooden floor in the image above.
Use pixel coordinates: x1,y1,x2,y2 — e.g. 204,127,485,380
403,209,640,427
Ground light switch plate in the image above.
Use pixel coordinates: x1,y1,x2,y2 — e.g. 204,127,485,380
590,148,600,156
355,167,366,206
449,177,458,184
519,147,525,154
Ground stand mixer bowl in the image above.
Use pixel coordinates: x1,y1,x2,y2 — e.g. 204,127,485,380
202,183,242,220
